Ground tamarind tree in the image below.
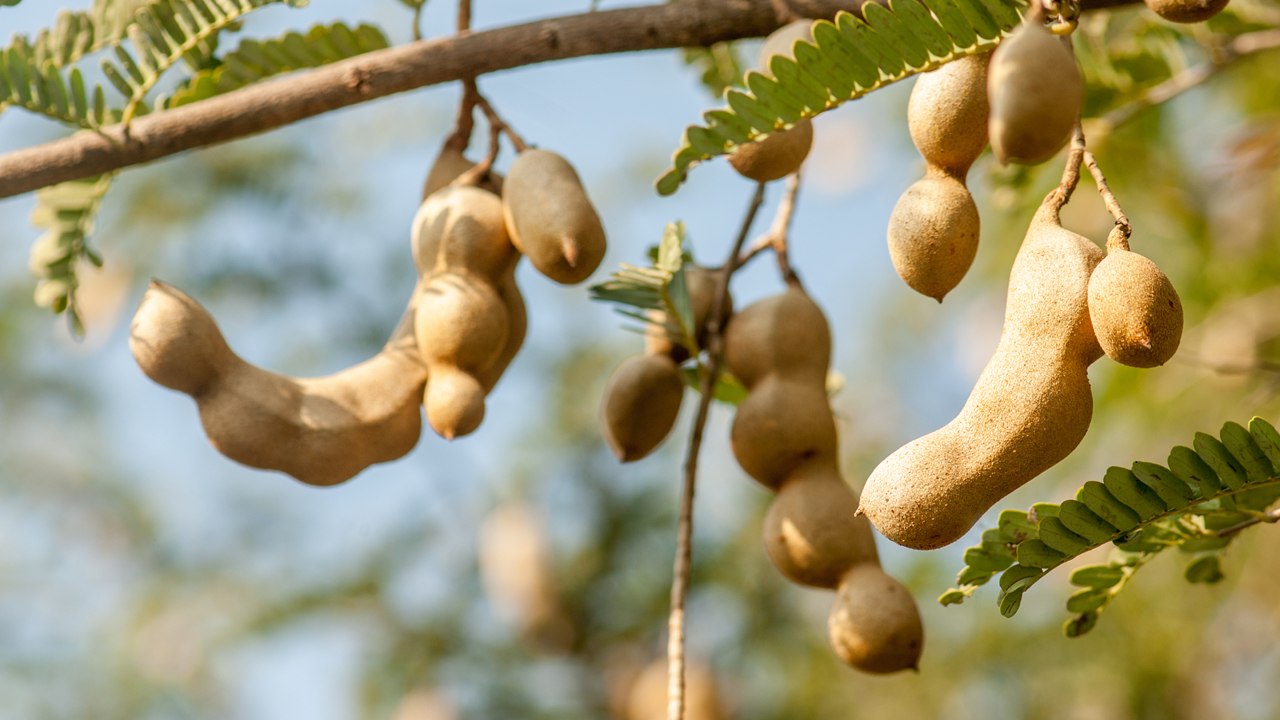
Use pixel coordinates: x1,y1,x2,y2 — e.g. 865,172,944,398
3,0,1280,718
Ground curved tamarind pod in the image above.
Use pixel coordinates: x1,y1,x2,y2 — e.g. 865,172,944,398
763,460,878,588
987,22,1082,165
1088,247,1183,368
416,272,510,439
503,149,607,285
600,353,686,462
724,286,829,388
907,52,990,178
887,171,981,302
731,376,837,490
860,200,1104,550
828,563,924,673
728,21,815,183
412,185,519,280
1144,0,1229,22
422,142,503,200
130,281,428,486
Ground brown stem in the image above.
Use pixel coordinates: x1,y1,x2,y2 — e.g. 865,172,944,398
458,0,473,33
1215,507,1280,538
474,93,530,153
412,4,425,42
0,0,1141,200
737,170,802,284
668,181,766,720
1082,149,1131,252
1048,122,1087,213
442,80,481,154
770,0,797,23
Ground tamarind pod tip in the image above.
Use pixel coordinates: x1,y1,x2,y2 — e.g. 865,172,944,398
561,235,579,268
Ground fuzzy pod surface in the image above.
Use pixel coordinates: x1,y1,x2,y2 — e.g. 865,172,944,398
828,563,925,673
1144,0,1230,22
887,171,981,302
907,52,991,177
763,460,879,588
600,353,686,462
861,201,1104,549
1088,247,1183,368
987,22,1083,165
503,149,607,284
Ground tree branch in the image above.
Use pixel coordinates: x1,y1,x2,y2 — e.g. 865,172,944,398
0,0,1135,200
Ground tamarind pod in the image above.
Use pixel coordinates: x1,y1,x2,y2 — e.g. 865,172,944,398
727,119,814,183
411,185,519,281
1057,499,1119,543
502,149,607,285
1143,0,1229,23
600,353,686,462
723,286,830,388
130,281,428,486
886,171,981,302
1087,247,1183,368
860,201,1104,550
415,272,510,439
1077,481,1141,533
987,21,1083,165
730,377,838,490
476,269,526,394
421,142,503,200
827,563,924,673
1103,466,1167,520
1131,460,1196,507
762,459,879,588
907,51,990,178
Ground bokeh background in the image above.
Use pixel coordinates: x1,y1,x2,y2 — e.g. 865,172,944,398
3,1,1280,718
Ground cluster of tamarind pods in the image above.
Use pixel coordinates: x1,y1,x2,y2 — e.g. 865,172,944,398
129,129,606,486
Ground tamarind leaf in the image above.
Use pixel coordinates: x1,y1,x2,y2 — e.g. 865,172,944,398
957,565,996,586
1065,588,1108,613
1169,445,1223,496
810,20,879,90
1195,433,1248,490
837,13,906,78
938,589,968,605
998,588,1023,617
1103,467,1167,521
1058,500,1117,543
1030,502,1060,519
1132,461,1196,507
683,42,747,98
998,509,1038,541
1016,540,1066,568
999,565,1042,595
862,2,930,69
1078,481,1142,533
981,527,1014,552
745,71,805,123
889,0,954,60
1220,421,1274,484
702,110,753,144
918,0,979,48
1063,611,1098,637
1177,534,1232,552
768,55,831,112
1184,555,1224,584
1249,417,1280,468
685,126,729,156
973,0,1025,31
1069,565,1124,589
792,40,854,101
724,90,779,133
1236,483,1280,512
964,547,1014,573
27,173,116,335
1038,515,1091,555
679,367,749,406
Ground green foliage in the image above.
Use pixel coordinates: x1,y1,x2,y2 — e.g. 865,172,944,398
657,0,1026,195
941,417,1280,636
27,173,116,337
589,221,700,357
682,42,746,98
162,22,389,109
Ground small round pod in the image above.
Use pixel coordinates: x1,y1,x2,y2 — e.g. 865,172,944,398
1144,0,1230,23
727,20,816,183
422,142,503,200
887,171,981,302
828,563,924,673
730,376,838,489
503,149,607,285
723,286,830,388
987,21,1083,165
1088,247,1183,368
600,353,686,462
415,272,510,439
907,52,991,178
763,461,878,588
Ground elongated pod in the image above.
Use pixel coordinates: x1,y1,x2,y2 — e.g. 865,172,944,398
861,200,1104,549
601,353,686,462
503,149,607,284
907,52,990,178
130,281,428,486
987,22,1082,165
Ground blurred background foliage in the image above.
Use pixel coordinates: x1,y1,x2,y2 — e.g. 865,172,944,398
2,1,1280,719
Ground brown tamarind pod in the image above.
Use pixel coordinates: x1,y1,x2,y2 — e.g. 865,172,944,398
731,376,837,490
477,269,527,393
503,149,607,284
1144,0,1229,23
600,353,686,462
828,563,925,673
861,198,1104,550
1088,246,1183,368
727,21,815,183
412,185,519,280
724,285,829,387
422,141,503,200
887,171,981,302
987,22,1083,165
130,281,428,486
763,460,878,588
907,52,990,178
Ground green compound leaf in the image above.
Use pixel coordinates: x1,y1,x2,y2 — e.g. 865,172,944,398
657,0,1026,195
941,418,1280,637
28,173,116,335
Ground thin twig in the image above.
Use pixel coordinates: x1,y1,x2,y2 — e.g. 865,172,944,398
1048,122,1087,213
412,4,425,42
458,0,472,34
668,181,767,720
474,93,530,152
737,170,802,284
442,80,480,154
1095,28,1280,134
1082,149,1131,251
1216,507,1280,538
